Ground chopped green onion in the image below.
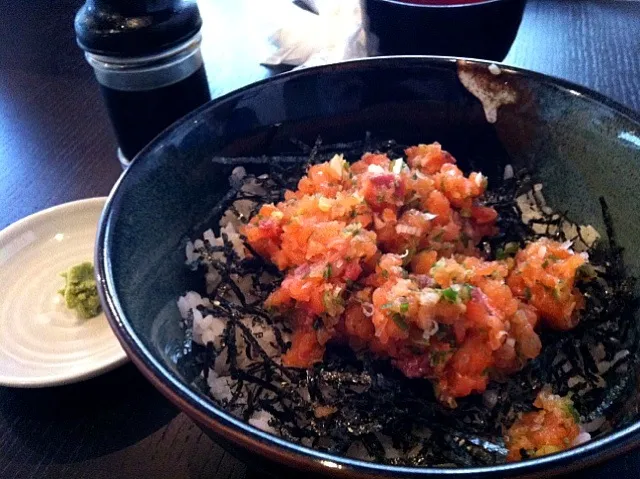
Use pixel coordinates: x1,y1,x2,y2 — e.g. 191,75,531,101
400,300,409,313
564,402,580,423
322,291,331,310
524,287,532,300
504,242,520,255
392,313,409,331
576,263,597,281
442,288,458,303
496,242,519,260
323,264,332,280
432,258,446,270
430,350,449,366
460,284,474,302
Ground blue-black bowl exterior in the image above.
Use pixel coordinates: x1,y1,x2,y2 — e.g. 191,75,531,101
96,56,640,478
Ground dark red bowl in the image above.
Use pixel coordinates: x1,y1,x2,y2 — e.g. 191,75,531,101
363,0,527,61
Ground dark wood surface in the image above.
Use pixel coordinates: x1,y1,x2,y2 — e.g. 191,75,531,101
1,0,639,477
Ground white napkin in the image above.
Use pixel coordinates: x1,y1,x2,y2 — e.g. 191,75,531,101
262,0,370,68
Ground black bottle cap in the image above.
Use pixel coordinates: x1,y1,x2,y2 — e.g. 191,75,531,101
74,0,202,57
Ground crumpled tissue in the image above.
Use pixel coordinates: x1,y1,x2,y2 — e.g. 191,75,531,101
262,0,371,69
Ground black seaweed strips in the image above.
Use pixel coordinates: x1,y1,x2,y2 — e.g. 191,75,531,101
183,137,639,467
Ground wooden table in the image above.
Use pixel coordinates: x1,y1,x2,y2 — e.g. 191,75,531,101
1,1,639,477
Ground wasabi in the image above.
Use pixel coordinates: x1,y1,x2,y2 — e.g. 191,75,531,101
58,262,101,319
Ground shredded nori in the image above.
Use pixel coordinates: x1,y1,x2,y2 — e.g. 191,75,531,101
182,136,639,467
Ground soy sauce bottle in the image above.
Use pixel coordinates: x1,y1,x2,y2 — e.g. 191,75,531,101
75,0,211,167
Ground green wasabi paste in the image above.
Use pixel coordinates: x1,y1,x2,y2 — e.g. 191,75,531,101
58,262,102,319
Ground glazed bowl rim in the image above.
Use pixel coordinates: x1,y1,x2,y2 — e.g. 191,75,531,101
96,55,640,478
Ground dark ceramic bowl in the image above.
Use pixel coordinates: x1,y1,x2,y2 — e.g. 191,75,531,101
363,0,526,60
96,57,640,478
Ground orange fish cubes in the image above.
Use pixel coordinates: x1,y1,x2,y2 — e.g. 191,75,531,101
242,143,592,407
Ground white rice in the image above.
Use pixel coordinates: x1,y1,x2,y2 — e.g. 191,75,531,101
176,167,615,460
515,183,600,251
178,179,290,434
207,370,235,402
248,410,278,434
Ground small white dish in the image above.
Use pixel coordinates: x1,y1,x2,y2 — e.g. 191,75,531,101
0,198,128,387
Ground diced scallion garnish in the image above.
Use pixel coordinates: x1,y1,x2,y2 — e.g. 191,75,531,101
459,284,474,301
496,242,519,260
504,242,519,255
430,350,449,366
564,401,580,423
392,313,409,331
400,300,409,313
576,263,597,281
431,258,446,271
442,288,458,303
324,263,332,279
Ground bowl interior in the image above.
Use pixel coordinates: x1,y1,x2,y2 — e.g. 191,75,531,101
99,57,640,477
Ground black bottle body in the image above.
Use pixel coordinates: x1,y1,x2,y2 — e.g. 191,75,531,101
75,0,211,165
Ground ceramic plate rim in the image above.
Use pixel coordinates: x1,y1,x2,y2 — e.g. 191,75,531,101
0,197,129,388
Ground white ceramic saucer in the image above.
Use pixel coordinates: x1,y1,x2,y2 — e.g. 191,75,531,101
0,198,128,387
